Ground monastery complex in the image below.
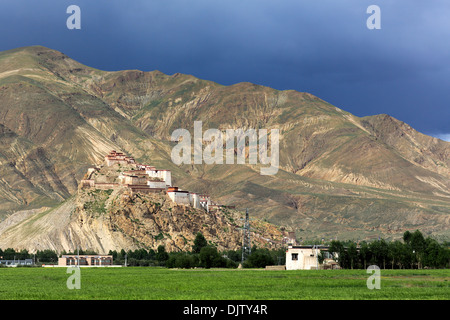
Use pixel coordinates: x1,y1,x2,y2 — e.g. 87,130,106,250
80,150,231,212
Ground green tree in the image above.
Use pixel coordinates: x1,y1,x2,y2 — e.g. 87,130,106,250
148,249,156,260
108,250,118,261
347,243,358,269
403,231,412,245
167,252,197,269
165,254,177,268
128,258,138,266
359,242,371,269
243,249,275,268
17,249,30,260
156,245,169,264
329,240,349,268
410,230,426,269
379,239,389,269
118,249,126,261
400,243,415,269
270,248,286,266
3,248,16,260
223,249,240,263
317,251,326,265
192,232,208,254
177,254,196,269
369,240,388,269
423,237,449,268
388,240,404,269
126,249,135,260
36,249,58,263
225,258,238,268
133,248,148,260
199,246,225,268
328,240,342,261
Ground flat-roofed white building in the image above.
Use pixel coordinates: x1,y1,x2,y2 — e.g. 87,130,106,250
0,259,33,266
167,187,190,205
147,180,167,189
189,193,201,209
58,255,113,266
286,245,333,270
146,169,172,187
198,194,211,212
104,150,135,166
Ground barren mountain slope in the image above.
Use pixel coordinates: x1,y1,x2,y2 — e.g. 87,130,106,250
0,46,449,242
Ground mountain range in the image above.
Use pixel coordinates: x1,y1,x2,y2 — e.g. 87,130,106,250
0,45,449,251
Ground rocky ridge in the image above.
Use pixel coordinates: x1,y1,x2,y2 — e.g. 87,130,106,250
0,165,286,253
0,46,449,242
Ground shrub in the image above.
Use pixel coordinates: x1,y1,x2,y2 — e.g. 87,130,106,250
243,249,275,268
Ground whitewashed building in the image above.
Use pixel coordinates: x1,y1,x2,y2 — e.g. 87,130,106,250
285,245,334,270
189,193,201,209
197,194,211,212
167,187,191,205
168,187,211,211
147,180,167,189
146,168,172,187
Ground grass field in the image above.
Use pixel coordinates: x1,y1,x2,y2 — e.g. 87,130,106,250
0,267,448,300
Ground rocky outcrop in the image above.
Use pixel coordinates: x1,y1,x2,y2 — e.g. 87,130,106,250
0,185,286,254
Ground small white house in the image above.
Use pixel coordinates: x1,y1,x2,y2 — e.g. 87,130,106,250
285,245,334,270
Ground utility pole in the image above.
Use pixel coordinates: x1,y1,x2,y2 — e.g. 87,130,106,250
241,208,251,265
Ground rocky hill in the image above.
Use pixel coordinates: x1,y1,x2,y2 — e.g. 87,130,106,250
0,45,449,245
0,163,285,254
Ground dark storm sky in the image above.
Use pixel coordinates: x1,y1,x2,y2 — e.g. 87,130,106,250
1,0,449,140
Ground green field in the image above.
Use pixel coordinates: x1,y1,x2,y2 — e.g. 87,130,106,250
0,268,449,300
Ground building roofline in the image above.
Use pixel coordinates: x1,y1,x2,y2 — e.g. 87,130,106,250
288,245,330,249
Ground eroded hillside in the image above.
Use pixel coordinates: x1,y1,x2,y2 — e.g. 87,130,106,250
0,46,449,242
0,164,286,253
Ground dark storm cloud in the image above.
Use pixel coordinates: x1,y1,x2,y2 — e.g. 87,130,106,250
0,0,449,138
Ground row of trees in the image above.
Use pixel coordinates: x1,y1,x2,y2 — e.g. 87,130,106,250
0,248,58,263
327,230,450,269
107,233,285,269
0,233,285,268
3,230,447,269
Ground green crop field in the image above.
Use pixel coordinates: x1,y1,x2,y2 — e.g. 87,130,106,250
0,267,449,300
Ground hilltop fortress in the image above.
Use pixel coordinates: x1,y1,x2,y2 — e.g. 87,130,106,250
80,150,230,212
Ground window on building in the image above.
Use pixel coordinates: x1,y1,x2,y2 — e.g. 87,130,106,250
292,253,298,261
